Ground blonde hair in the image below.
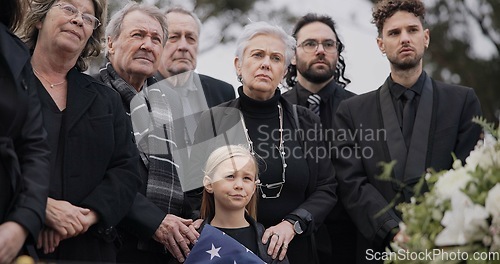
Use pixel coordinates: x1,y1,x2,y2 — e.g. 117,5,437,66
201,145,259,220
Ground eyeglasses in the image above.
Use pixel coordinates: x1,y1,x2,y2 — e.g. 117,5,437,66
256,144,287,199
53,3,101,30
297,39,337,54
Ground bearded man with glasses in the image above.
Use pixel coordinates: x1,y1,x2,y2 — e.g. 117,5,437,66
283,13,357,263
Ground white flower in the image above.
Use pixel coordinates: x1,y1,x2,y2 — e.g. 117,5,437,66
483,132,497,147
486,184,500,217
433,167,472,203
465,139,498,171
452,159,462,169
435,192,489,246
490,215,500,251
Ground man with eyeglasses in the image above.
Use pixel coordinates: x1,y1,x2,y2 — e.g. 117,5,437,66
282,13,357,263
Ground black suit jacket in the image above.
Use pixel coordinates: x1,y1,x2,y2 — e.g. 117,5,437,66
283,81,357,262
332,75,482,255
154,72,235,108
198,74,236,107
0,23,50,241
283,80,356,129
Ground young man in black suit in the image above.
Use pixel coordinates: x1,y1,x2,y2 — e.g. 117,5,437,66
332,0,482,263
282,13,357,263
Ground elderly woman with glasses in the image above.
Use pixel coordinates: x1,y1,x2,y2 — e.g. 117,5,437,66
18,0,141,262
188,21,337,264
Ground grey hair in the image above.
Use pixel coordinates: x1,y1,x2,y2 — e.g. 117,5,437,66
235,21,296,68
164,6,202,36
105,1,168,56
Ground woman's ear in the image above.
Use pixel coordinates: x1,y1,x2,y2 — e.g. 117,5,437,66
234,57,242,77
203,175,213,193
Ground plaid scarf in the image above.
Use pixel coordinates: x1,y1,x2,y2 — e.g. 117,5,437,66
99,63,184,216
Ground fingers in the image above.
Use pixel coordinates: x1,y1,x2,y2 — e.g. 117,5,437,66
173,227,191,258
263,224,295,260
269,232,281,259
45,199,87,237
38,228,66,254
262,229,273,244
37,231,43,249
78,207,91,215
188,224,200,240
180,224,198,245
48,229,58,253
192,218,203,230
268,232,290,260
278,241,288,261
42,229,50,254
180,218,193,226
165,235,185,263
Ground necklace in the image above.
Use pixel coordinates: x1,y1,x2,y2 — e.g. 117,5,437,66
240,104,287,199
33,68,66,88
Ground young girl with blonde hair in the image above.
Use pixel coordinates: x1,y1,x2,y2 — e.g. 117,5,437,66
198,145,288,263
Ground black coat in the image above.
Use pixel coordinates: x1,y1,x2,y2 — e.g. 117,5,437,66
283,81,357,263
332,75,482,262
0,23,50,242
37,68,141,262
94,70,192,262
282,80,356,129
198,73,235,107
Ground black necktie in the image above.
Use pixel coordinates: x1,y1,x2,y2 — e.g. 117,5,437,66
402,89,416,149
307,94,321,116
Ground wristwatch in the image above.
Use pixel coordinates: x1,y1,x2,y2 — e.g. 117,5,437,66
284,218,304,235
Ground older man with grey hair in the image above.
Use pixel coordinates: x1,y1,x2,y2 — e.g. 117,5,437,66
155,7,235,155
93,2,198,263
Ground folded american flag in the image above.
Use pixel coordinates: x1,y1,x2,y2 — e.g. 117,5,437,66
185,224,266,264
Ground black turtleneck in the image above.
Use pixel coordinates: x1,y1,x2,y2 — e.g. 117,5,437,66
237,87,309,227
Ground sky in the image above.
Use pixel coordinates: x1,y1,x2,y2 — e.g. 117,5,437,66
196,0,390,95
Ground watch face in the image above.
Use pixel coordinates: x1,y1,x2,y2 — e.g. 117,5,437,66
294,221,303,234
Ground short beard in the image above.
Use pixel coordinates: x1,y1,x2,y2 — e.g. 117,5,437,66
389,54,422,71
299,65,335,84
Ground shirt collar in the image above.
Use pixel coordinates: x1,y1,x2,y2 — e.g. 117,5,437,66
295,79,338,103
388,71,426,99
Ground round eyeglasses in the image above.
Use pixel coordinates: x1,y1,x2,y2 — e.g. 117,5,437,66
297,40,337,54
53,3,101,30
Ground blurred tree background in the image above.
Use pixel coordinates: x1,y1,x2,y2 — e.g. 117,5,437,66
103,0,499,123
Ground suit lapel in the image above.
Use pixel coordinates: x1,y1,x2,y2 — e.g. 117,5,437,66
379,80,407,183
65,69,97,132
379,74,434,200
403,74,433,190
